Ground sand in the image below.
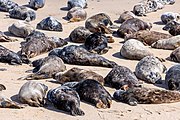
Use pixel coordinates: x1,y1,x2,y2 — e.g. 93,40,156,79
0,0,180,120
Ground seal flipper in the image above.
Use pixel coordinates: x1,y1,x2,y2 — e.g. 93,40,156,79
0,84,6,91
0,98,24,109
71,106,85,116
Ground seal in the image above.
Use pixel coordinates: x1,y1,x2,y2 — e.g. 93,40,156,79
163,21,180,36
19,55,66,80
53,67,104,85
161,12,180,24
0,31,17,42
124,30,172,45
104,65,140,90
67,0,87,10
151,35,180,50
29,0,45,10
18,81,48,107
135,56,166,84
0,45,22,65
170,47,180,63
120,39,153,60
25,30,46,42
0,84,24,108
0,0,18,12
84,32,109,54
48,45,117,68
117,11,135,23
69,26,92,43
85,13,113,34
47,86,85,116
67,7,87,22
9,6,36,21
8,21,34,38
113,86,180,106
117,18,152,38
36,16,63,32
73,79,112,109
165,64,180,90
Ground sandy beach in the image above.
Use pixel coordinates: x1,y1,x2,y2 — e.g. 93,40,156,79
0,0,180,120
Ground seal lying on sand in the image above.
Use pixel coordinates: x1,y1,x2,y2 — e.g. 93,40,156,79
0,0,18,12
49,45,117,68
114,86,180,106
151,35,180,50
161,12,180,24
67,7,87,22
67,0,87,10
165,64,180,90
53,67,104,85
0,84,24,108
170,47,180,63
117,18,152,38
25,30,46,41
9,6,36,21
37,17,63,32
0,31,17,42
163,21,180,36
73,79,112,109
135,56,166,84
47,86,84,116
104,65,140,90
8,21,34,38
124,30,172,45
117,11,135,23
120,39,153,60
85,13,113,34
69,26,91,43
0,45,22,65
18,81,48,107
19,55,66,80
29,0,45,10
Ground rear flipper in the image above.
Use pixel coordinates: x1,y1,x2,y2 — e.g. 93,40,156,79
18,73,50,80
71,107,85,116
96,96,112,109
0,98,25,109
0,84,6,91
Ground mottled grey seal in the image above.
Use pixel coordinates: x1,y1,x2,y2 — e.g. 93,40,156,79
36,17,63,32
29,0,45,10
0,31,17,42
25,30,46,42
47,86,85,116
170,47,180,62
104,65,140,90
0,0,18,12
18,81,48,107
161,12,180,24
67,0,87,10
120,39,153,60
53,67,104,85
117,11,135,23
8,21,34,38
163,21,180,36
48,45,117,68
135,56,166,84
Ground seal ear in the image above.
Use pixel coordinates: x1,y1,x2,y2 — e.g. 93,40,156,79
0,84,6,91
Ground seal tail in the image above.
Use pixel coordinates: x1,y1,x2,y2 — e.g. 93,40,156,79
0,98,25,109
18,73,51,80
0,84,6,91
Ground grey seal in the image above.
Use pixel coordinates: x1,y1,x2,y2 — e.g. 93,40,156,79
161,12,180,24
29,0,45,10
0,0,18,12
170,47,180,62
163,21,180,36
67,0,87,10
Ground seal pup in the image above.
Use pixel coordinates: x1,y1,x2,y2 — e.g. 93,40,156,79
69,26,92,43
67,7,87,22
124,30,172,45
117,11,135,23
29,0,45,10
18,81,48,107
161,12,180,24
163,21,180,36
117,18,152,38
49,45,117,68
0,0,18,12
53,67,104,85
37,17,63,32
67,0,87,10
170,47,180,62
73,79,112,109
151,35,180,50
0,31,17,42
8,21,34,38
120,39,153,60
19,55,66,80
0,84,24,108
113,86,180,106
165,64,180,90
84,32,109,54
47,86,85,116
85,13,113,34
0,45,22,65
135,56,166,84
9,6,36,21
104,65,140,90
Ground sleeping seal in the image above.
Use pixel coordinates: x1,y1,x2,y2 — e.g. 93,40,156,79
170,47,180,63
67,0,87,10
161,12,180,24
49,45,117,68
37,17,63,32
29,0,45,10
117,11,135,23
120,39,153,60
24,30,46,42
47,86,85,116
18,81,48,107
0,0,18,12
8,21,34,38
135,56,166,84
114,86,180,106
163,21,180,36
53,67,104,85
104,65,140,90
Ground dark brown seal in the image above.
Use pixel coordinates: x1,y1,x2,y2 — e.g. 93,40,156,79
170,47,180,62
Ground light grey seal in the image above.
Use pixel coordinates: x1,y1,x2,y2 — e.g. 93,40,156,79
67,0,87,10
0,0,18,12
